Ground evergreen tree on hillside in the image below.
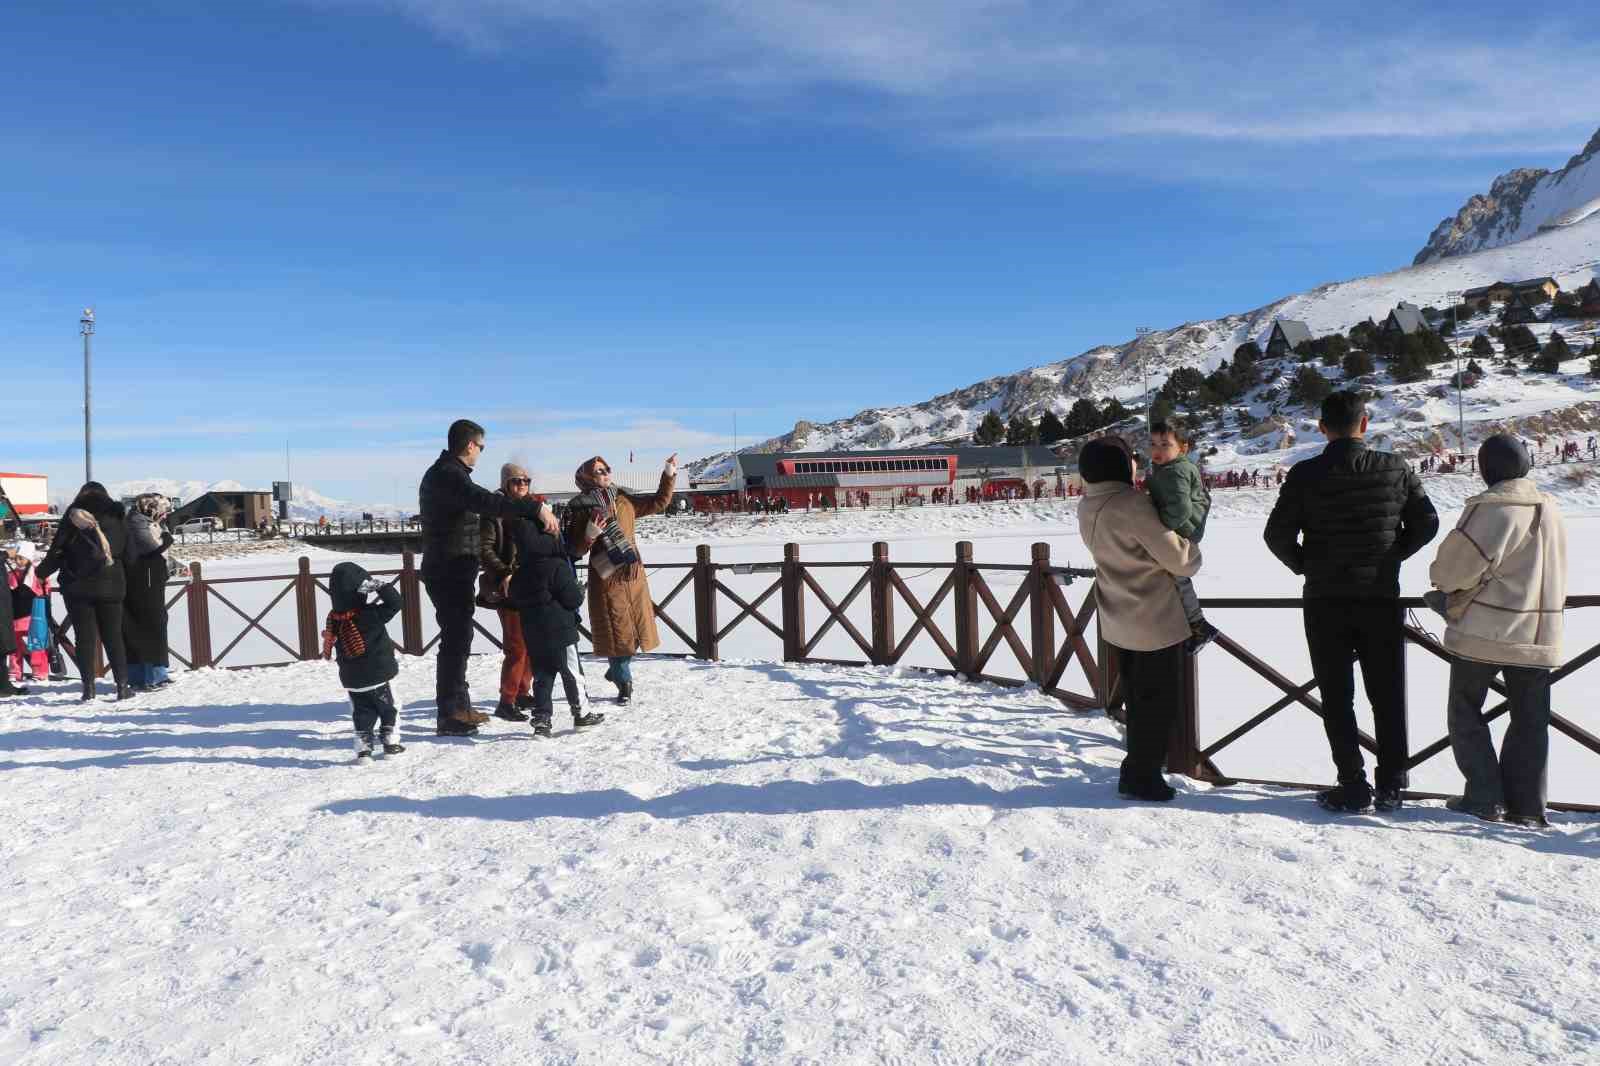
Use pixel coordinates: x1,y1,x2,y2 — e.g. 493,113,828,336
1533,332,1572,373
1469,333,1495,359
1037,409,1068,444
1502,324,1540,361
1233,341,1263,364
1391,346,1431,383
1063,398,1100,438
1287,366,1332,406
1342,350,1375,378
973,410,1006,445
1005,414,1039,446
1101,397,1132,425
1148,396,1175,426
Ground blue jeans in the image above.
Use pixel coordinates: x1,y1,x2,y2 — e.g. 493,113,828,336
128,663,171,688
605,656,633,687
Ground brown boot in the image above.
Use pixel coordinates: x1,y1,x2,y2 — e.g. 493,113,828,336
450,705,490,725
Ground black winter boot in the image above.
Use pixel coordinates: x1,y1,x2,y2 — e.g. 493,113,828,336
616,681,632,706
0,676,25,697
573,710,606,728
493,700,529,722
531,714,554,738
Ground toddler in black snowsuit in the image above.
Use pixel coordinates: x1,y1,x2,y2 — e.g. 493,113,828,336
508,523,604,737
322,561,405,759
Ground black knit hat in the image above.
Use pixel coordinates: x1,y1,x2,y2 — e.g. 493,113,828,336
1080,436,1133,485
1478,433,1530,487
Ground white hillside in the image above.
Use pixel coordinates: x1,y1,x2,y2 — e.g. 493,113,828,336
691,209,1600,479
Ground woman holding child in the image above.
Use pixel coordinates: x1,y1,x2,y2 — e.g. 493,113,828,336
1076,436,1201,802
563,453,676,704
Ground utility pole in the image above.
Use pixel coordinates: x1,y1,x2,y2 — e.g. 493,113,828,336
1135,326,1155,425
1447,290,1465,457
80,307,95,482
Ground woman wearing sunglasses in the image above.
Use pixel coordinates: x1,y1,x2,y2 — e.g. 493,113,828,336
564,453,676,704
477,462,538,721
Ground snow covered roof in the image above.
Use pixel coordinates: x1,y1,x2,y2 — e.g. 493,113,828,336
1268,319,1313,349
1385,303,1428,335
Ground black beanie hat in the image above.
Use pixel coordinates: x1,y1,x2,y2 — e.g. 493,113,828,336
1478,433,1531,487
1080,436,1133,485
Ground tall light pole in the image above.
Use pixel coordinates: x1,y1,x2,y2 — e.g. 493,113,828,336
1135,326,1155,425
80,307,95,482
1447,290,1465,457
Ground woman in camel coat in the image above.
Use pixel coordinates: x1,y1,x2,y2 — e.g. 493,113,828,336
564,454,676,704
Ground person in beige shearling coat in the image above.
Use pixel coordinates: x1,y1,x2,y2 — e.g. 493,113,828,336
1077,436,1202,802
1428,434,1567,827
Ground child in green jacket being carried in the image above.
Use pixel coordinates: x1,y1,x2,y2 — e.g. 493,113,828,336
1147,421,1218,653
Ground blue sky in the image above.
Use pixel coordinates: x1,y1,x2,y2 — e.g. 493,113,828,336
3,1,1597,504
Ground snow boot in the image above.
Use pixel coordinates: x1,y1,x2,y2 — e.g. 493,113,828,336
531,714,553,738
616,681,632,706
1445,796,1502,823
573,710,606,728
1117,771,1176,802
515,693,537,714
115,684,137,702
354,731,375,761
1373,786,1405,813
0,676,25,698
380,732,405,755
493,700,528,723
1316,784,1374,813
436,719,479,737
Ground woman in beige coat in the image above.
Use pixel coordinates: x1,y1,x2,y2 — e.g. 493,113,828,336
1076,437,1202,802
564,454,676,704
1428,434,1566,827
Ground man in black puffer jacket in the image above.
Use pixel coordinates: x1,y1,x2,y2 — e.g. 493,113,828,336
1265,391,1439,814
419,419,558,736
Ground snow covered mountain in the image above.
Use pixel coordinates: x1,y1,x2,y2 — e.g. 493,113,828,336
103,479,402,522
688,204,1600,482
1413,126,1600,265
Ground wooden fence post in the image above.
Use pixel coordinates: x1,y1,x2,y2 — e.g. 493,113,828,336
1030,541,1055,689
870,541,893,665
1168,648,1205,778
954,541,978,679
187,561,212,669
1099,628,1122,720
295,556,319,660
693,544,718,660
781,543,805,662
400,550,424,655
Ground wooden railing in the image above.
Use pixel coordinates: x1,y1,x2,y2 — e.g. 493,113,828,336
43,543,1600,811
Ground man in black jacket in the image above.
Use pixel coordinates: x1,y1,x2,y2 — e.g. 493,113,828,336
420,419,558,735
1265,391,1439,813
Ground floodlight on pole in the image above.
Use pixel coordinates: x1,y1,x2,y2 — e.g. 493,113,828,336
80,307,95,482
1447,290,1465,456
1135,326,1155,424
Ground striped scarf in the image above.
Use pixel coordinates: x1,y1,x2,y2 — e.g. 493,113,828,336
321,609,366,661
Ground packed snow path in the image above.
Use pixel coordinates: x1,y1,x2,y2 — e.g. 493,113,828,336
3,654,1597,1065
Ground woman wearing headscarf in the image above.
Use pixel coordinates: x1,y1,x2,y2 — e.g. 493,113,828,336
1076,436,1202,802
37,481,133,701
563,453,676,704
124,493,175,691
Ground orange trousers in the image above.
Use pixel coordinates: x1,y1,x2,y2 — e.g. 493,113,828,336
497,607,533,703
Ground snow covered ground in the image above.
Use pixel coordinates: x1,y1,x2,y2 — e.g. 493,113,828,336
5,492,1600,1064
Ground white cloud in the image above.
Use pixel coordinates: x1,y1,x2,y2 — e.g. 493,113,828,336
321,0,1600,163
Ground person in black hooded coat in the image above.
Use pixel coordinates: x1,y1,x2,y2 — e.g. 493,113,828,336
37,482,132,702
321,561,405,759
0,548,21,697
123,494,175,690
507,522,604,735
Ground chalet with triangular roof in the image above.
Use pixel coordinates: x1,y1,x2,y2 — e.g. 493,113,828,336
1264,319,1313,357
1578,279,1600,316
1500,291,1540,326
1511,277,1559,303
1382,301,1429,337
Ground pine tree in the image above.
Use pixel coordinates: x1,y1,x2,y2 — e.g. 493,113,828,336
1287,366,1332,406
1005,414,1039,446
1533,332,1571,373
973,410,1006,445
1063,398,1100,438
1037,409,1068,444
1469,333,1495,359
1100,397,1132,425
1342,350,1375,378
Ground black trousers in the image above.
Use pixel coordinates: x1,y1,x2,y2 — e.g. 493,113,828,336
1114,642,1183,782
67,596,129,695
527,644,582,716
349,683,399,736
1303,599,1408,791
423,558,477,721
1447,658,1550,818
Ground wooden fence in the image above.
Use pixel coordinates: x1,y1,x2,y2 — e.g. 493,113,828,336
46,542,1600,812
